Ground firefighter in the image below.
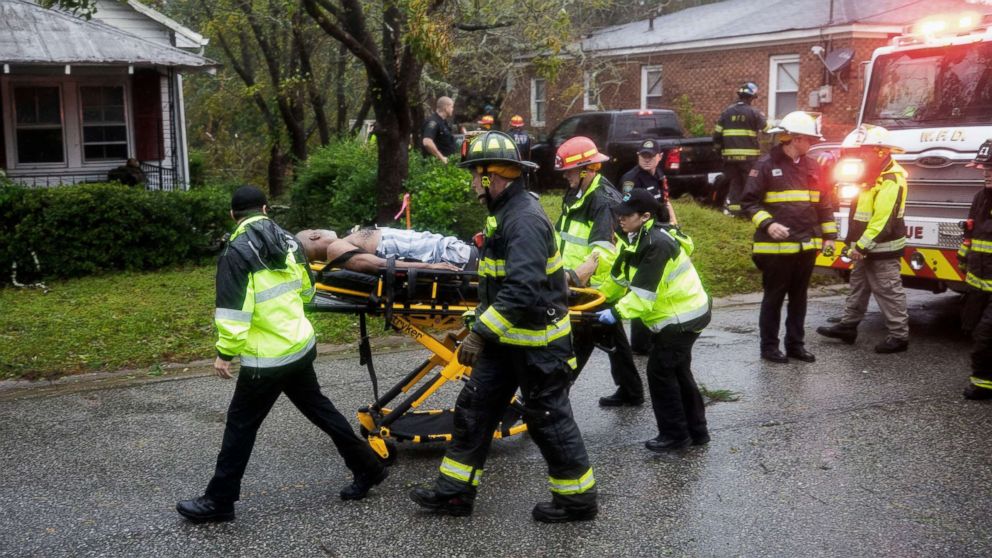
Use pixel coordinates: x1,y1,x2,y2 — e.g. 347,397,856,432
554,136,645,407
714,82,767,214
597,189,712,452
956,139,992,400
410,131,598,523
741,111,836,363
619,139,678,225
478,114,495,131
509,115,532,160
817,125,909,354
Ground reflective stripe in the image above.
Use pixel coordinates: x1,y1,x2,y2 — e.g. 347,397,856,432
967,272,992,292
722,129,758,137
763,190,819,203
547,254,564,274
753,239,822,254
479,258,506,277
630,285,658,302
714,125,724,132
972,239,992,254
559,231,588,246
858,237,906,252
853,211,872,221
722,148,760,156
239,336,316,367
255,279,302,303
647,300,711,332
500,315,571,347
752,210,773,227
301,286,315,298
970,376,992,390
439,456,482,486
590,240,615,251
215,308,252,322
664,258,694,283
549,468,596,495
821,221,838,234
478,306,512,337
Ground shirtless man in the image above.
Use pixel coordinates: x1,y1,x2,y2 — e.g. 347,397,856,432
296,227,471,273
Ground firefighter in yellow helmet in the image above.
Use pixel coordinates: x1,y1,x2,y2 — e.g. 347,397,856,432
817,124,909,354
508,114,532,160
478,114,495,131
410,131,598,523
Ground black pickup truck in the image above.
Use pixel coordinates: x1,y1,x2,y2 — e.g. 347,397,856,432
529,109,723,199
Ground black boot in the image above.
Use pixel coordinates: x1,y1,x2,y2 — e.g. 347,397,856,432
816,324,857,344
963,385,992,400
409,487,473,516
340,467,389,501
176,496,235,523
531,501,598,523
874,337,908,354
645,435,692,453
598,390,644,407
760,349,788,363
786,347,815,362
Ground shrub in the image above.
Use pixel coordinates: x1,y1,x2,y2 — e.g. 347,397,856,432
674,94,709,138
406,156,485,238
0,183,230,283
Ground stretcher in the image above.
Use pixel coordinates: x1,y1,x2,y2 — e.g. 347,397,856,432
306,260,606,462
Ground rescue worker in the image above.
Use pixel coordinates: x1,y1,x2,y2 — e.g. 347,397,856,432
597,189,712,452
509,114,532,161
817,125,909,354
422,96,457,164
741,111,836,363
714,82,766,214
177,186,387,523
478,114,495,131
555,136,645,407
955,139,992,400
619,139,678,225
410,131,598,523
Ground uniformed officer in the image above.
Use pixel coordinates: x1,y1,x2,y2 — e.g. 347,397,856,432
410,131,598,523
741,111,836,363
619,139,677,225
422,96,457,163
714,82,767,214
508,115,532,161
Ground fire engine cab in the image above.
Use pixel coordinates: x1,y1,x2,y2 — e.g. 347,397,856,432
816,11,992,291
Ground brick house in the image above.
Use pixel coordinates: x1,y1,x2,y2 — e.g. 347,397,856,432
0,0,215,190
503,0,992,142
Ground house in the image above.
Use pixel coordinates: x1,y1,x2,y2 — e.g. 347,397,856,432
503,0,992,141
0,0,216,190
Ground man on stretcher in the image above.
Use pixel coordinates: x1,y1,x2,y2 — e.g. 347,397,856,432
296,227,472,273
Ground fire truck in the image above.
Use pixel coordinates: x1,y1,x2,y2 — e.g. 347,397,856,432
816,11,992,292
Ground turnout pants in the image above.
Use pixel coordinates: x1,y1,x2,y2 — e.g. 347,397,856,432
205,350,383,503
839,257,909,340
721,160,755,213
753,250,817,353
965,289,992,393
433,344,597,510
573,319,644,400
648,327,708,441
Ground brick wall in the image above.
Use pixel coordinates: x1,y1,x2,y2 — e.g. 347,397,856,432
503,35,891,142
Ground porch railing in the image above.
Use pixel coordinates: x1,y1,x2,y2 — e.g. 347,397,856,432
4,162,183,191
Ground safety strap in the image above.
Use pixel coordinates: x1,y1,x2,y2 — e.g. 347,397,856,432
358,312,381,405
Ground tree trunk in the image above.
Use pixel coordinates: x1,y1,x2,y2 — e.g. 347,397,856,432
267,144,289,198
373,107,409,224
335,42,348,136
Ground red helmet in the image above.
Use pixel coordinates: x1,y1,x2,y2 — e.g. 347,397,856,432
554,136,610,171
478,115,494,126
510,115,524,127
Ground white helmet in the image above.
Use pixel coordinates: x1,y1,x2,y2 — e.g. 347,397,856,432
768,111,824,140
841,124,904,154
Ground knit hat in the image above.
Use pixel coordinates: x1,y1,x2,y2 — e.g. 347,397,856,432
231,185,267,211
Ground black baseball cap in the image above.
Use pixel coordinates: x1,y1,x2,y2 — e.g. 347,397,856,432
231,185,268,211
638,139,661,156
967,139,992,169
616,188,662,216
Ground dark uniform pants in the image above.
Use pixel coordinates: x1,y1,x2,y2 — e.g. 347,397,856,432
205,350,382,503
965,289,992,392
573,320,644,400
721,160,755,213
647,329,707,440
753,251,817,353
630,319,653,354
434,344,597,510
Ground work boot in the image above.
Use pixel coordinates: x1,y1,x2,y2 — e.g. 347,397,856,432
532,501,598,523
691,431,711,446
409,487,473,517
760,349,788,363
816,324,857,344
874,337,908,354
176,495,235,524
340,467,389,501
645,435,692,453
963,385,992,400
786,347,816,363
598,390,644,407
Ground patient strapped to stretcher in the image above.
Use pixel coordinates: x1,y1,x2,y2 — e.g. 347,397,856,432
296,227,478,273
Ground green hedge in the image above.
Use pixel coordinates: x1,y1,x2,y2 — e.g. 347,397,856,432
0,183,231,282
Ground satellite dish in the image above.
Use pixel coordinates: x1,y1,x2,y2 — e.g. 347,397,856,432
824,48,855,73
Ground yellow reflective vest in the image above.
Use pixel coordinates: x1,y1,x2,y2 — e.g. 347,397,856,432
555,173,618,287
846,159,907,259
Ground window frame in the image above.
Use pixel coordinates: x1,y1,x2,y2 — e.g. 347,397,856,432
11,83,67,168
583,71,600,110
640,65,664,109
78,84,130,163
768,54,801,123
530,77,546,126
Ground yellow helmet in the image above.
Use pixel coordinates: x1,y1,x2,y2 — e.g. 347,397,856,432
768,111,824,140
841,124,904,154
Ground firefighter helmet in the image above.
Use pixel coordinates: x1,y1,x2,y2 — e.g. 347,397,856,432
510,115,525,127
554,136,610,171
737,82,759,97
968,139,992,168
767,111,824,140
840,124,905,154
478,115,495,127
458,131,538,169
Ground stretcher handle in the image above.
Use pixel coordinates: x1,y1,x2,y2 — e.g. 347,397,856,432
568,287,605,313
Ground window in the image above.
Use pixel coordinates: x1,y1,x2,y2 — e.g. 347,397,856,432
640,65,663,109
14,86,65,164
583,72,600,110
80,86,128,161
769,55,800,121
531,78,546,126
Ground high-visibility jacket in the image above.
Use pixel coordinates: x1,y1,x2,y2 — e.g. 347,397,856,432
555,173,618,288
713,102,766,161
599,220,711,333
959,187,992,292
474,180,573,355
846,159,908,259
214,215,317,369
741,145,837,255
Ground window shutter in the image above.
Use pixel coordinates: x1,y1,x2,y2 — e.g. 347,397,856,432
132,70,163,161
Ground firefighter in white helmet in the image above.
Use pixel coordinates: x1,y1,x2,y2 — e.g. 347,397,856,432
817,124,909,354
741,111,836,363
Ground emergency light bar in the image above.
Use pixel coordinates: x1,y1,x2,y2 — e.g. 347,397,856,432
896,11,987,44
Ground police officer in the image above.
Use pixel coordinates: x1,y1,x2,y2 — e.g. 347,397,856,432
714,82,767,214
619,139,677,225
817,125,909,354
509,115,532,161
177,186,387,523
554,136,645,407
422,96,457,163
741,111,836,363
597,189,712,452
410,131,598,523
956,139,992,400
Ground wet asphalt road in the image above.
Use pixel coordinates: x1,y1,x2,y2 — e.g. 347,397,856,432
1,289,991,557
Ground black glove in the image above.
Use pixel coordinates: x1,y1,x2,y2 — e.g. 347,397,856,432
457,331,486,367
